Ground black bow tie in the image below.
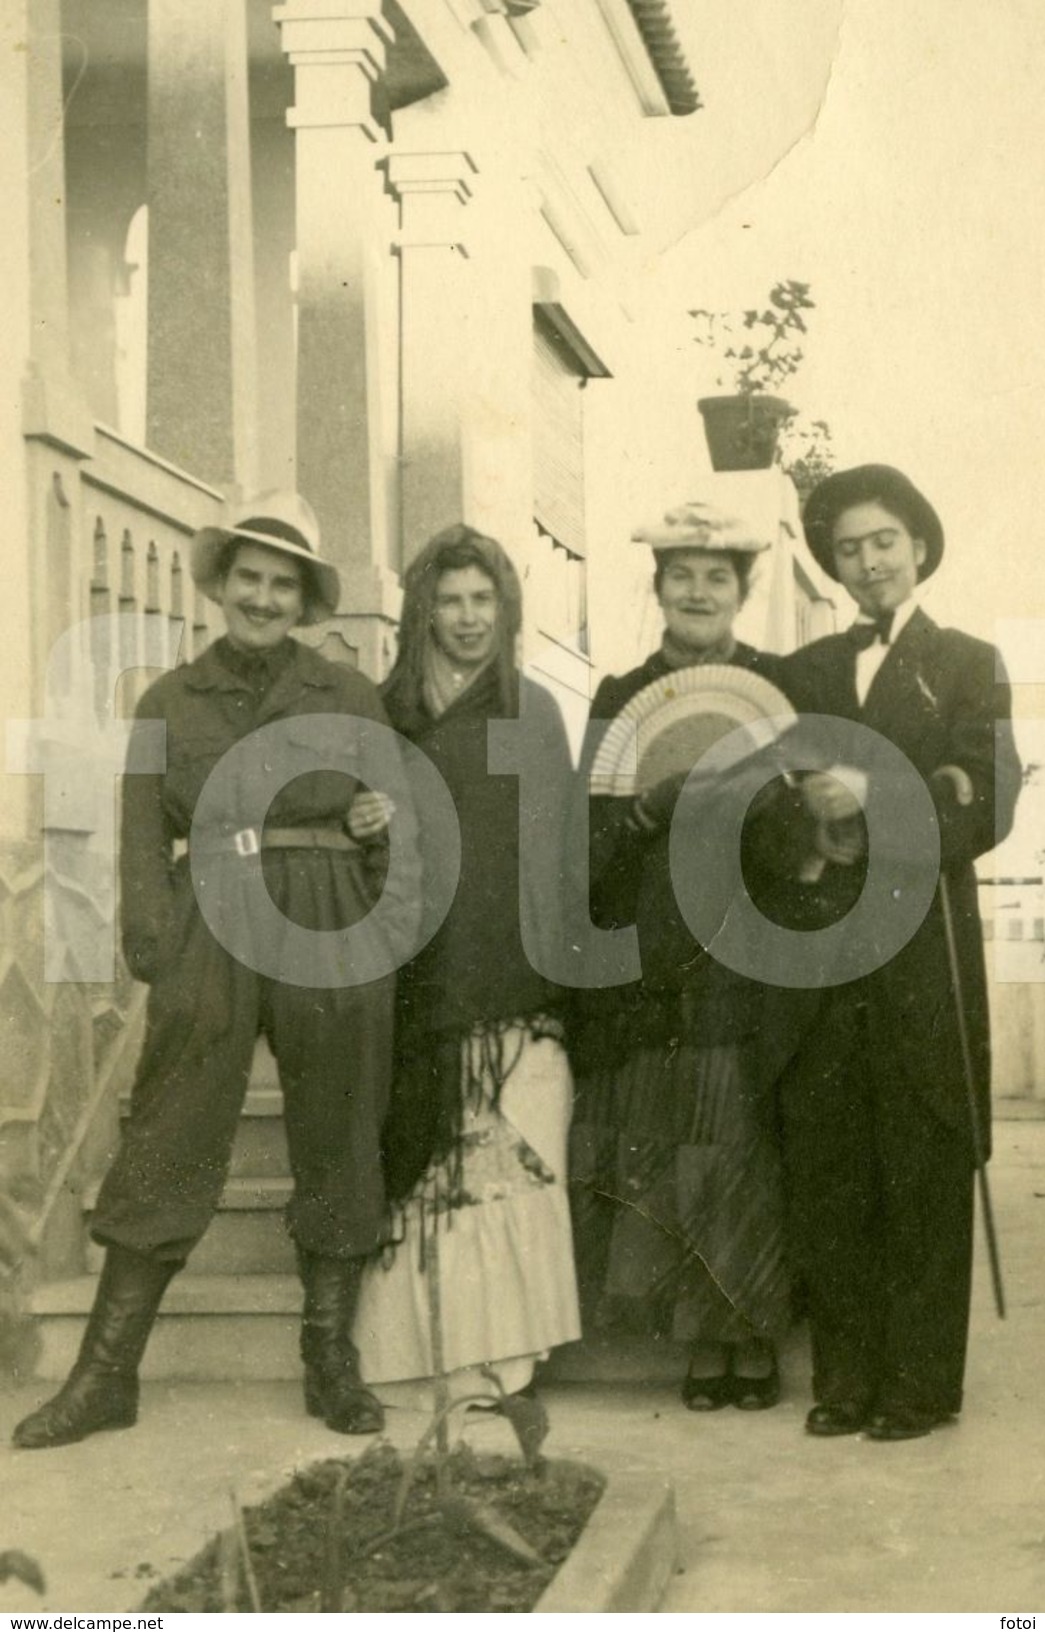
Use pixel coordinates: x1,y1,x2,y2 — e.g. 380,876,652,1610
848,613,895,650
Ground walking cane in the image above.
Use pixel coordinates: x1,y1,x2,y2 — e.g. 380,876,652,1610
932,767,1006,1318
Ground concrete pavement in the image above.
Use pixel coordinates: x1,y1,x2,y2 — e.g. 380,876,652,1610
2,1122,1044,1614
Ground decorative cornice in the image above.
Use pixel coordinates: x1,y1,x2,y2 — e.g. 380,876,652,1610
624,0,701,115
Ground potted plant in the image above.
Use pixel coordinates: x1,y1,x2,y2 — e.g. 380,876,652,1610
690,279,815,471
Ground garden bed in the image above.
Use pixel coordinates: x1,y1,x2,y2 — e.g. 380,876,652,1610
141,1443,606,1614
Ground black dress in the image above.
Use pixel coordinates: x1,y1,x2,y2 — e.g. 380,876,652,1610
568,643,791,1347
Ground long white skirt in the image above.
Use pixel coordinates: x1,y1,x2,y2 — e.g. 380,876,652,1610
353,1026,581,1407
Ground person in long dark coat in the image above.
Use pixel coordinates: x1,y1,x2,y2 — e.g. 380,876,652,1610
568,500,794,1412
353,524,580,1403
14,492,421,1449
763,464,1022,1441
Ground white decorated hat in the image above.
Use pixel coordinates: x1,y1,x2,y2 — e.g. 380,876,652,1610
631,500,771,554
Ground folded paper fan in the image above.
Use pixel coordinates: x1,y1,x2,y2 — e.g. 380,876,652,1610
588,664,796,797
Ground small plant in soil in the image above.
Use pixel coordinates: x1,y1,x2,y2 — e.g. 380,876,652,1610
142,1441,604,1614
143,1226,604,1614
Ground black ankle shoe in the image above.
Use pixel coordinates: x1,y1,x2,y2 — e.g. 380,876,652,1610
732,1358,781,1411
805,1400,868,1437
681,1369,733,1411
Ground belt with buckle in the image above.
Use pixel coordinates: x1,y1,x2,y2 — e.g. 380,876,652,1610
190,826,361,859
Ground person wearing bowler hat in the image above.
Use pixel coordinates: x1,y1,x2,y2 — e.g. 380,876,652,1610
762,464,1022,1440
13,491,422,1450
568,500,795,1413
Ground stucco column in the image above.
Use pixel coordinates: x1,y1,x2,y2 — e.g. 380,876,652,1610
145,0,258,490
388,150,478,563
0,3,40,843
1,0,95,840
275,0,400,676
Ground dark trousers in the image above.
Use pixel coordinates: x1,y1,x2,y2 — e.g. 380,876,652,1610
92,905,394,1265
777,989,975,1416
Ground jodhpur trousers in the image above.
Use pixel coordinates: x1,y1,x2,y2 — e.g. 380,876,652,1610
93,872,394,1265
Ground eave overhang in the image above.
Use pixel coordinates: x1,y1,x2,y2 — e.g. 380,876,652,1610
624,0,702,115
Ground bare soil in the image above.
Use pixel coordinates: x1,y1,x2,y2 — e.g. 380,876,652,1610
141,1442,605,1614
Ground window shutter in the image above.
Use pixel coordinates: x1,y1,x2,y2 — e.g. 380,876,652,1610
533,315,586,559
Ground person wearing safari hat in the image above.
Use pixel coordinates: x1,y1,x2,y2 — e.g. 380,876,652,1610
568,499,796,1413
763,463,1022,1440
13,491,422,1450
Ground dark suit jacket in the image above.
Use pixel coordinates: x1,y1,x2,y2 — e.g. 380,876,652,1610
761,607,1022,1157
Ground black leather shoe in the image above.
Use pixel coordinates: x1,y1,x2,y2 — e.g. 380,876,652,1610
805,1401,868,1437
733,1359,781,1411
865,1408,946,1441
681,1369,734,1411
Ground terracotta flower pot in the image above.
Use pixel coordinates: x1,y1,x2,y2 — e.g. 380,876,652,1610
697,394,794,472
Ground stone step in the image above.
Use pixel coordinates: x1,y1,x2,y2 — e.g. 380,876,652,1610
117,1087,290,1181
31,1274,303,1382
85,1178,296,1276
30,1268,696,1386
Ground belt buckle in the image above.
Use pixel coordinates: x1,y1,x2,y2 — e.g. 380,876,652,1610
233,826,261,857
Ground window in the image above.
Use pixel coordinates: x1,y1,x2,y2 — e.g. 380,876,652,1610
532,304,609,651
533,311,587,561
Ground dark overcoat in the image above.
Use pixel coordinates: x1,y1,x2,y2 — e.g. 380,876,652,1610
765,607,1022,1159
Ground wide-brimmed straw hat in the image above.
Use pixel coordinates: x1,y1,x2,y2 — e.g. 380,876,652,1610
631,500,772,554
191,491,340,624
802,464,944,583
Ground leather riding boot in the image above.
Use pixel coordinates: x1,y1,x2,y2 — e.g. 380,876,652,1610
12,1246,181,1450
297,1248,384,1435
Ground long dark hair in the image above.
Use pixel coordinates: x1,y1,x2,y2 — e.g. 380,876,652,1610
382,524,523,731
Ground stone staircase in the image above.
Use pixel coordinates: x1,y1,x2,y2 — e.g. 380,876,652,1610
30,1039,691,1387
31,1041,304,1381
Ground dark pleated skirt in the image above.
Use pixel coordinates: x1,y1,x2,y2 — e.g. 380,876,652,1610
569,1041,790,1345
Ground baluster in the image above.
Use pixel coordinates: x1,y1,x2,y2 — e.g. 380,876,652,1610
145,541,160,613
170,550,184,666
89,517,111,721
118,528,140,695
192,586,210,660
46,472,78,702
141,538,174,674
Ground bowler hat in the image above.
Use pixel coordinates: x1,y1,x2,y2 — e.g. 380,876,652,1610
802,464,944,583
632,500,771,555
191,491,340,624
